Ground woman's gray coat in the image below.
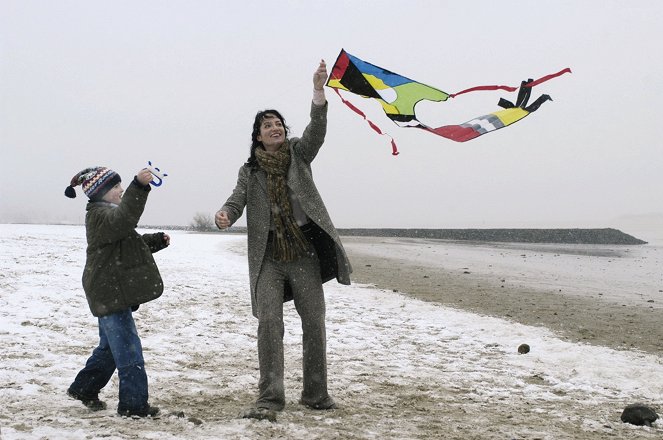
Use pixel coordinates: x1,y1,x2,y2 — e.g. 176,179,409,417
221,102,352,317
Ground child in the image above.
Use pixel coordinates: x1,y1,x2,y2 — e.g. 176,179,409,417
64,166,169,417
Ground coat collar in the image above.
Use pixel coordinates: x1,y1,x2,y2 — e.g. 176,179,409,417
86,200,116,211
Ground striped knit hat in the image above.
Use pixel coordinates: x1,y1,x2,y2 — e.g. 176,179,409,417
65,167,121,200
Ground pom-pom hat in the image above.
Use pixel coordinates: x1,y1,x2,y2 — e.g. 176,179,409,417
65,167,121,200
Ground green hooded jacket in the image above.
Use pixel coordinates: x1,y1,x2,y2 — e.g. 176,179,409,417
82,179,166,317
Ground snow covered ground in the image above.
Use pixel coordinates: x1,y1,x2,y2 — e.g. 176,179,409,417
1,224,662,439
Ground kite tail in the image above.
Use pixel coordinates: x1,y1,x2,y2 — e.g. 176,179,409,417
515,80,532,107
525,68,572,88
450,68,572,98
524,94,552,112
499,80,533,109
450,84,518,98
332,89,399,155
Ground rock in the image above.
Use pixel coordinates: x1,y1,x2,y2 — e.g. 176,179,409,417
168,410,202,424
518,344,530,354
621,403,659,426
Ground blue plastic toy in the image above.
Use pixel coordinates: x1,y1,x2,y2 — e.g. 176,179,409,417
146,161,168,187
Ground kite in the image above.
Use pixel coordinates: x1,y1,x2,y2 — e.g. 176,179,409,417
326,49,571,155
146,160,168,187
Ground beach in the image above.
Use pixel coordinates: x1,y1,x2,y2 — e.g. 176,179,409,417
2,225,662,439
343,236,663,355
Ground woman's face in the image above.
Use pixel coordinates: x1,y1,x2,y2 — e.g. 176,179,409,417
257,114,285,152
101,183,124,205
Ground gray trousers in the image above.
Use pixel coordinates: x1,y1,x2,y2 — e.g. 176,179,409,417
254,239,330,411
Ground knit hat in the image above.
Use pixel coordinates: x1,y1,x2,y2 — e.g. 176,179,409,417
65,167,121,200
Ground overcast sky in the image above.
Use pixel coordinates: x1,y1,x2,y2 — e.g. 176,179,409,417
1,0,662,231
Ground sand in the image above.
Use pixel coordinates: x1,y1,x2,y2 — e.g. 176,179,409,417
342,236,663,355
3,226,663,439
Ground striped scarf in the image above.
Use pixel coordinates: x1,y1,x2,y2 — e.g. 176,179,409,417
255,143,309,261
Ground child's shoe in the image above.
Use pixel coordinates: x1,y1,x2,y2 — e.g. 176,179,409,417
118,405,160,418
67,388,107,411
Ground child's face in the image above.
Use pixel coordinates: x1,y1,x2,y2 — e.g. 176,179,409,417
101,183,124,205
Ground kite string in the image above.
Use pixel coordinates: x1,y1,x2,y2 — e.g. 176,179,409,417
332,88,399,156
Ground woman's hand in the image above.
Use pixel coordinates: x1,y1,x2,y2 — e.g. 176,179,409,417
215,210,230,229
313,59,327,91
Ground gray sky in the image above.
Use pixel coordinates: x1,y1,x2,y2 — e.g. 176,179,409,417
1,0,662,230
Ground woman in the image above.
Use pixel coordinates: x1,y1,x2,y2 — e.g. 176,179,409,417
215,60,351,417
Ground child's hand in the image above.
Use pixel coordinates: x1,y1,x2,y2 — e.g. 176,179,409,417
162,233,171,246
136,168,153,186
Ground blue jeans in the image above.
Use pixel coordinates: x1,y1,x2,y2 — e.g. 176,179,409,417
69,308,149,412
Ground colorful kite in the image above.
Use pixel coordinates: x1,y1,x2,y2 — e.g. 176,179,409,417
326,49,571,155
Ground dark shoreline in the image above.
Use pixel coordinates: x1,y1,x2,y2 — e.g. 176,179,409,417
336,228,646,245
48,223,648,245
211,226,646,245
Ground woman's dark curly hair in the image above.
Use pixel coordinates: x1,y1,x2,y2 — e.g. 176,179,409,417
245,109,290,168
